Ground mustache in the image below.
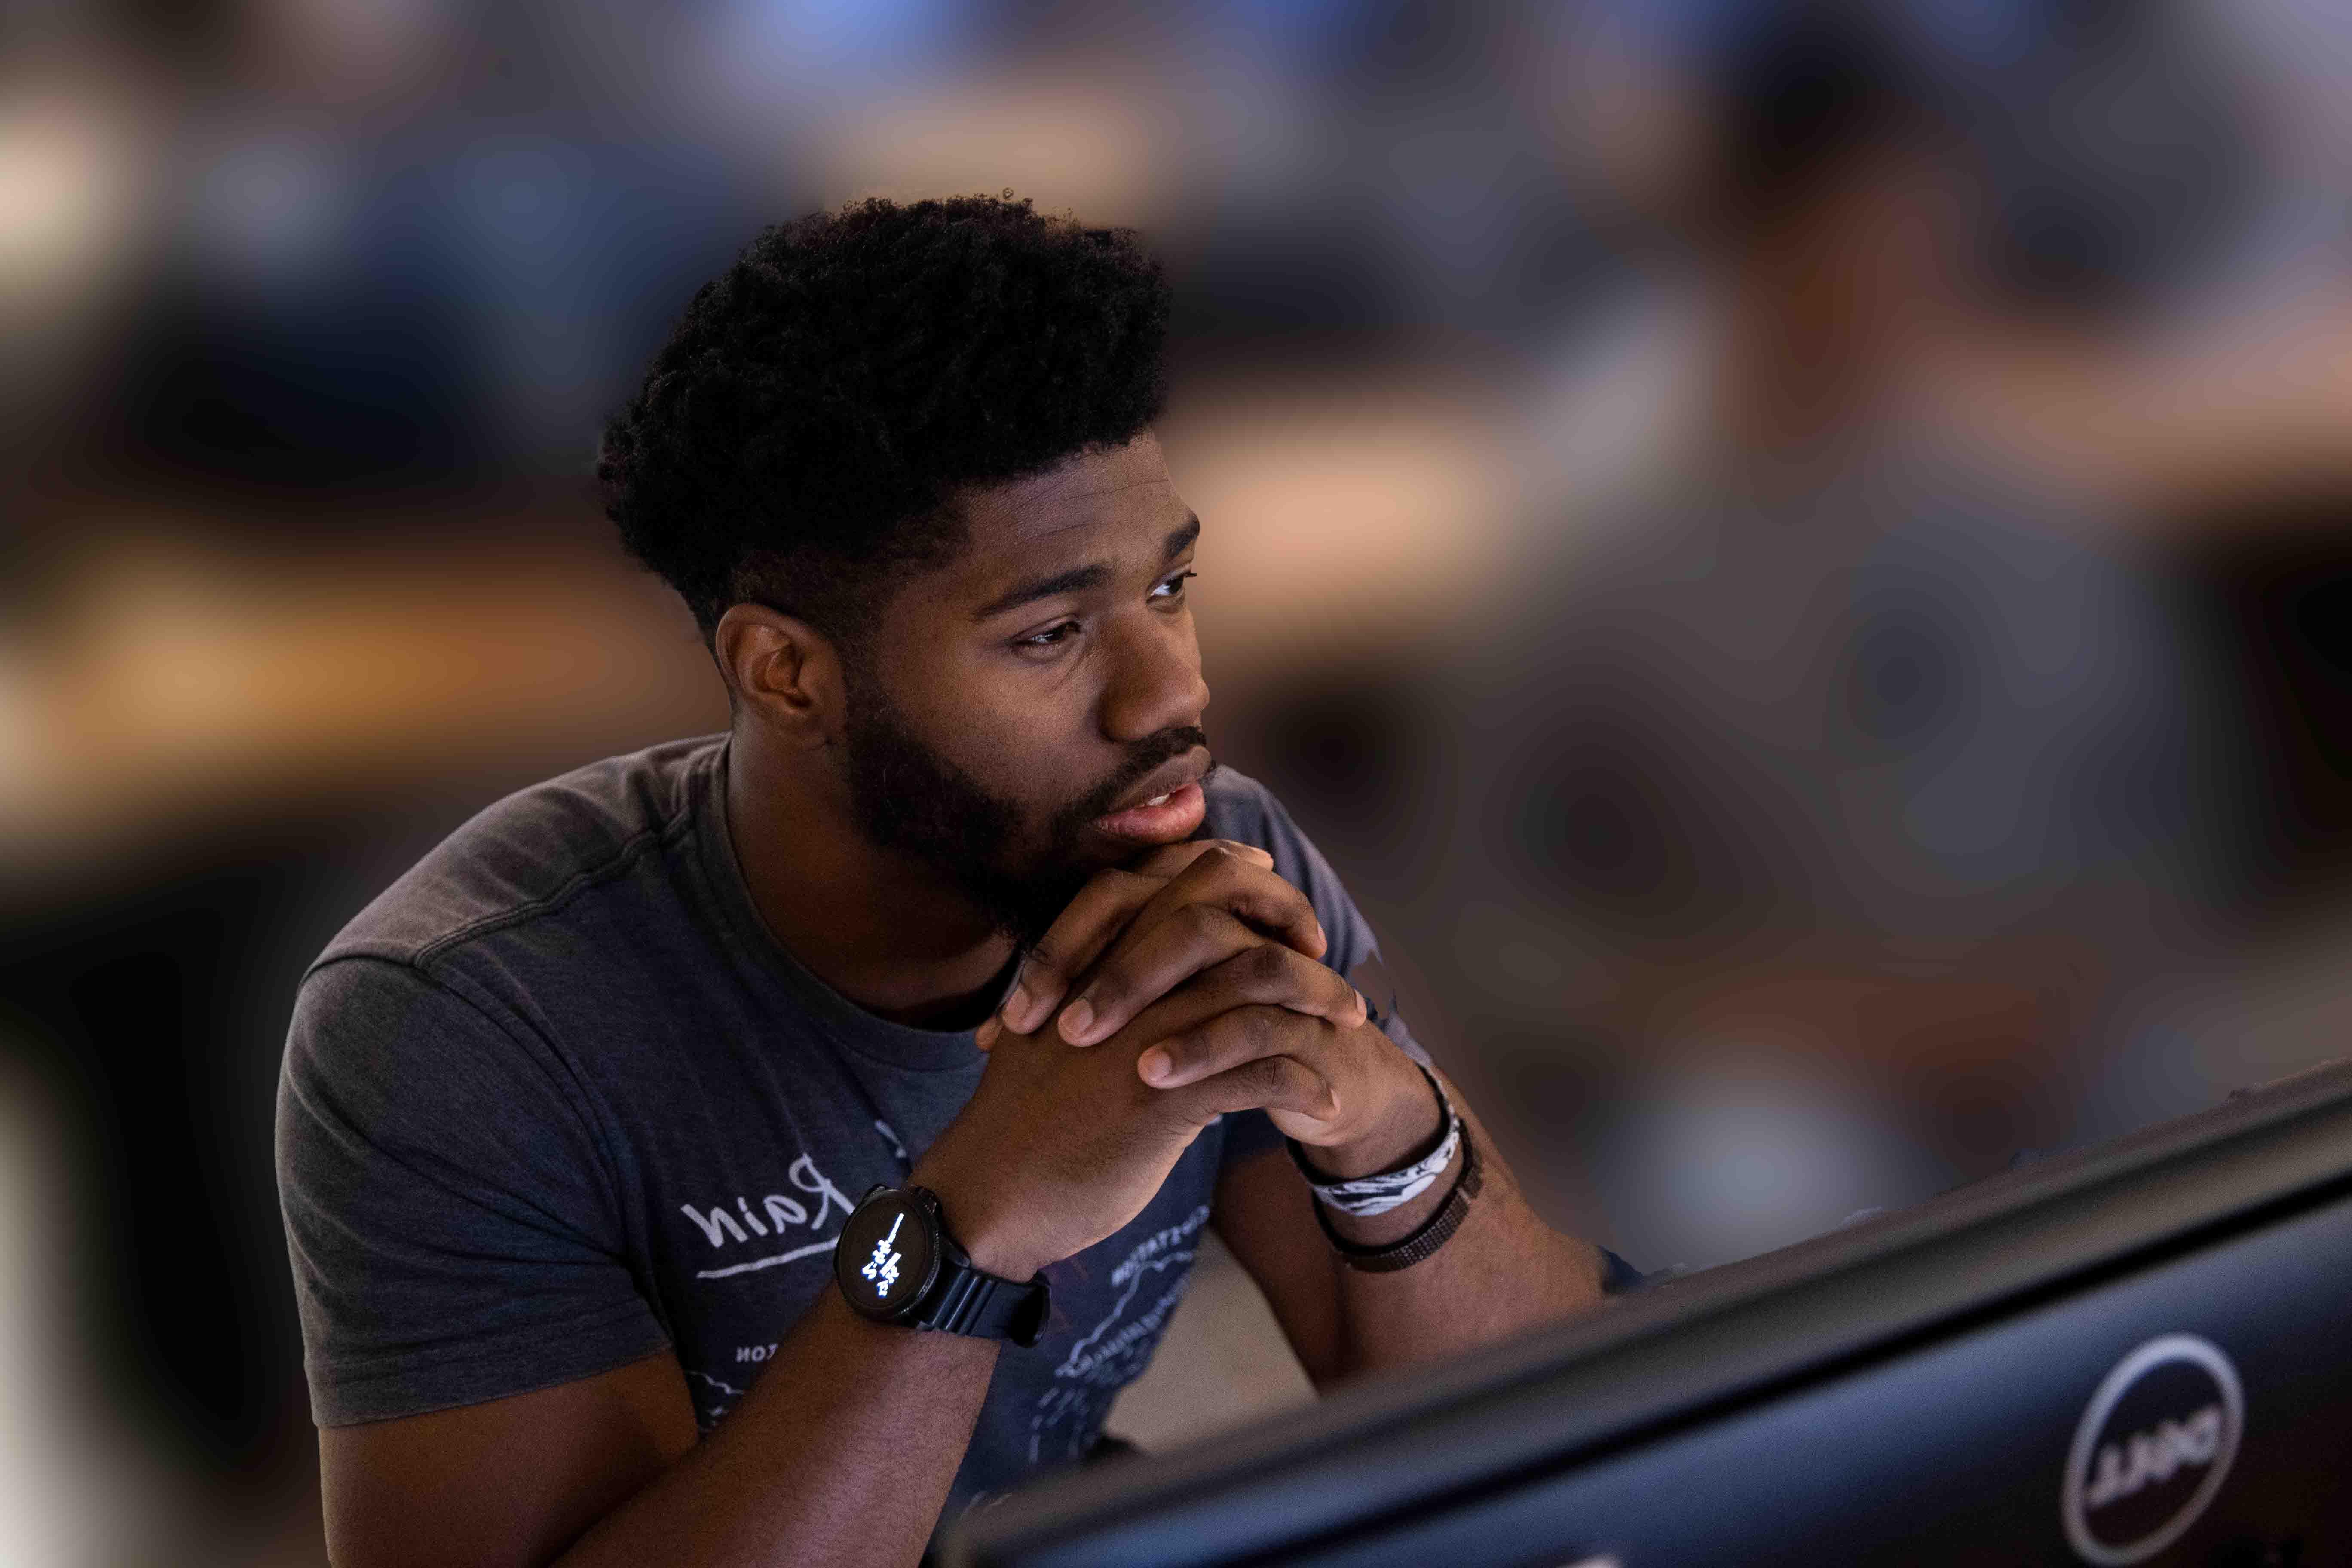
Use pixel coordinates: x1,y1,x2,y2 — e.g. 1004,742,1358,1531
1067,725,1213,824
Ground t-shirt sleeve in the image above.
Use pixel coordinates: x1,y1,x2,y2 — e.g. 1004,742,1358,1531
1199,772,1431,1168
276,955,669,1427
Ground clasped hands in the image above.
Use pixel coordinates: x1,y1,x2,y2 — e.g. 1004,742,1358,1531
975,839,1435,1180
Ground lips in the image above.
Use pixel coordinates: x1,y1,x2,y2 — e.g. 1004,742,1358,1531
1090,753,1211,845
1098,753,1210,820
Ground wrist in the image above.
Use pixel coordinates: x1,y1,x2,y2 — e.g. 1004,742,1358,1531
908,1164,1048,1281
1296,1055,1444,1180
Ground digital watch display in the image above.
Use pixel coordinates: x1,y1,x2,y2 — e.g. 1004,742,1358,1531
833,1184,1050,1347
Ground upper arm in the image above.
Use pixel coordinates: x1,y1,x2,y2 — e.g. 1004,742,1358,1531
1210,1146,1347,1388
321,1351,698,1568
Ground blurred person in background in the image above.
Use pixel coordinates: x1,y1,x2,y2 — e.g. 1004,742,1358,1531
274,195,1621,1568
1435,0,2272,1260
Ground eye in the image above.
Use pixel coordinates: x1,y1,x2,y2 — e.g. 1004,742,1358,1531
1014,621,1081,654
1151,570,1196,604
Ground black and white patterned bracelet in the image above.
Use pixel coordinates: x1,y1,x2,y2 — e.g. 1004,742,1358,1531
1315,1126,1483,1273
1285,1061,1459,1217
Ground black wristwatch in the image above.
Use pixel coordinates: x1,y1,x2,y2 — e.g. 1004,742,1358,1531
834,1184,1050,1347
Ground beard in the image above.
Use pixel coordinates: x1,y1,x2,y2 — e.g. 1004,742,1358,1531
837,672,1211,953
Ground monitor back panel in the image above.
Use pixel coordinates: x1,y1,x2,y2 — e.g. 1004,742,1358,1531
952,1060,2352,1568
1285,1177,2352,1567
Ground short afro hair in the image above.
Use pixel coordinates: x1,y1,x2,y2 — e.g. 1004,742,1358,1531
598,193,1171,648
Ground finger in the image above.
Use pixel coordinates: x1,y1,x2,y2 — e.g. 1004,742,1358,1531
1130,839,1274,879
1148,845,1326,964
1057,902,1260,1047
1057,856,1325,1045
1129,951,1363,1087
1082,931,1364,1067
1160,1045,1339,1130
998,843,1265,1034
1008,841,1281,1037
999,867,1163,1035
974,1015,1001,1051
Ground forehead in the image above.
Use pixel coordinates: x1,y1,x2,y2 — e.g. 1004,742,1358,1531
954,434,1183,575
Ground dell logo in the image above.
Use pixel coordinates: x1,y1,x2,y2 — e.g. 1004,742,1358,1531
2062,1335,2243,1565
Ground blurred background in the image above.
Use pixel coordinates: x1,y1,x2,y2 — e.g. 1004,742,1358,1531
5,0,2351,1559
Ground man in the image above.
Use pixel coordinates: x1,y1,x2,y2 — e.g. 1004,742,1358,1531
1423,2,2238,1245
276,194,1615,1568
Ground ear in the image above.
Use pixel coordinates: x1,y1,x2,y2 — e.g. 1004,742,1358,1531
713,603,847,748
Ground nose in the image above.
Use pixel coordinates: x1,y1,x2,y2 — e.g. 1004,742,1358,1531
1099,605,1208,744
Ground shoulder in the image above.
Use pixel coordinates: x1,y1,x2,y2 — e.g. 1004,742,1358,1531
315,735,725,974
1196,763,1288,848
280,949,619,1227
283,954,525,1123
1200,764,1349,861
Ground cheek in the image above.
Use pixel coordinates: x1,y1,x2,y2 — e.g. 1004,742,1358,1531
920,660,1096,802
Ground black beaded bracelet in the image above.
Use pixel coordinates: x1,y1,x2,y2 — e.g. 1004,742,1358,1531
1310,1125,1483,1273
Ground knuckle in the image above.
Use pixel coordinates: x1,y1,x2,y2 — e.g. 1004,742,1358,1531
1191,844,1251,887
1235,1055,1285,1096
1213,906,1257,944
1178,902,1225,941
1243,942,1291,986
1166,848,1222,890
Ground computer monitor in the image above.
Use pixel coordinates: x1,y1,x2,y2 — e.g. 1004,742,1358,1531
946,1057,2352,1567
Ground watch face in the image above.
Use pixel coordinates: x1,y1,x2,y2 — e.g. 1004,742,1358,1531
836,1188,938,1320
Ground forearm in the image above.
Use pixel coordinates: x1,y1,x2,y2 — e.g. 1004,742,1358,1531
1317,1076,1605,1377
557,1289,996,1568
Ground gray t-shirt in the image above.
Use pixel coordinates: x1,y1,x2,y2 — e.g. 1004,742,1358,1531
275,737,1417,1523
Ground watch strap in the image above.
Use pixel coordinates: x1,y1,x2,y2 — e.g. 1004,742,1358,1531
922,1262,1051,1347
905,1187,1051,1347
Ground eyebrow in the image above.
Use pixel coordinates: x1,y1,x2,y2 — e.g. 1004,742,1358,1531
969,513,1200,622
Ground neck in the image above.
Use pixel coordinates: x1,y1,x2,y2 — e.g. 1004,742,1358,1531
723,724,1017,1031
